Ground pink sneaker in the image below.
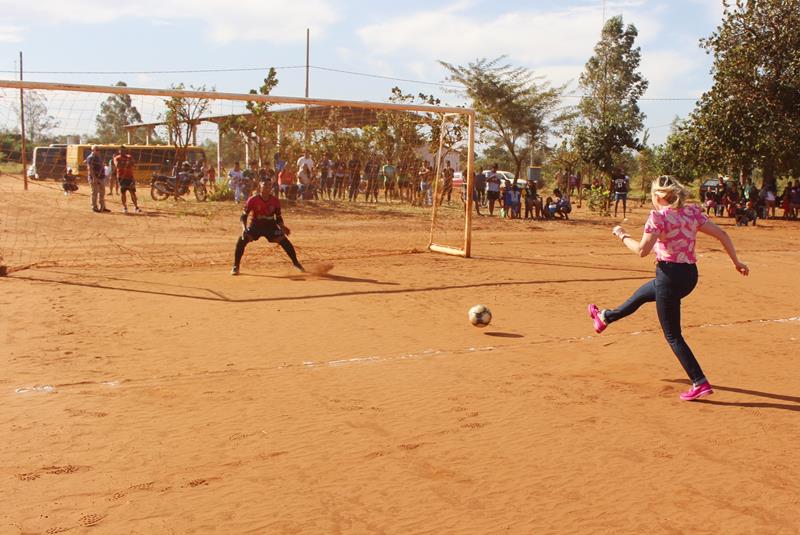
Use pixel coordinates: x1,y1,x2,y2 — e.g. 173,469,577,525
588,304,606,334
679,382,714,401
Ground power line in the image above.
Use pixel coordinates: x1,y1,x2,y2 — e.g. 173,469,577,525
0,63,701,101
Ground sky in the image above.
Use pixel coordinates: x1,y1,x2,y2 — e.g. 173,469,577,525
0,0,726,145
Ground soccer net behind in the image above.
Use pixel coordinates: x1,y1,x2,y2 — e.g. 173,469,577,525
0,80,474,273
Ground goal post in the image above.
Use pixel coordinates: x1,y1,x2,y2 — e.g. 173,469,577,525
0,79,474,272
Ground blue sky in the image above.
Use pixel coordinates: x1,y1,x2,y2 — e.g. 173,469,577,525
0,0,725,145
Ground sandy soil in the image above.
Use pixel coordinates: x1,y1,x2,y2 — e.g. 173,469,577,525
2,175,799,534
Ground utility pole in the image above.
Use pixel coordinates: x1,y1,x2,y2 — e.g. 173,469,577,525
304,28,310,149
19,51,27,191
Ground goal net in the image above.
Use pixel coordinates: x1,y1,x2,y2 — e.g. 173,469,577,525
0,80,474,274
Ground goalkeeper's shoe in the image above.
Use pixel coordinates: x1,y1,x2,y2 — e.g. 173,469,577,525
231,265,240,276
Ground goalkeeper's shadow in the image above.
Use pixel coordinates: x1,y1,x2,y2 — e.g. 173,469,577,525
246,272,400,285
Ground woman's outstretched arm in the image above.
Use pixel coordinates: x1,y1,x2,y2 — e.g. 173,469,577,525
698,220,749,275
611,225,658,258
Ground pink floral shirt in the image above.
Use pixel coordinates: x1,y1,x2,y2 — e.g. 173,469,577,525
644,204,708,263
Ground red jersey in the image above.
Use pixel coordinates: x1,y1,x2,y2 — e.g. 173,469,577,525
245,194,281,223
113,153,135,180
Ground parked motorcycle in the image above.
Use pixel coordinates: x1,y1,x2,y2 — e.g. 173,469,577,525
150,171,207,202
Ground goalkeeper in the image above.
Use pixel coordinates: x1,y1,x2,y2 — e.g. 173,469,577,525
232,177,304,275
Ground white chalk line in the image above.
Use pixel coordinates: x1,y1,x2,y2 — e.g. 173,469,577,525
11,315,799,394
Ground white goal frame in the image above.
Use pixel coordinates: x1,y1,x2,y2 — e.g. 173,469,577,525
0,79,475,257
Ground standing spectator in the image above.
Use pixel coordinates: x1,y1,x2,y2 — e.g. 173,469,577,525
297,163,313,200
486,163,502,216
206,162,216,191
441,160,454,205
107,157,118,196
319,153,334,200
273,153,286,175
296,151,315,177
509,183,522,218
524,180,542,219
296,151,315,200
469,170,483,216
612,169,629,218
364,156,380,203
396,161,409,203
333,157,347,200
228,162,245,203
789,183,800,219
243,161,259,198
86,145,108,213
474,169,487,207
347,155,361,202
113,145,142,214
418,161,432,206
382,159,396,202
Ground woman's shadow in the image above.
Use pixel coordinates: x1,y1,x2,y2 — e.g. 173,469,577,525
663,379,800,412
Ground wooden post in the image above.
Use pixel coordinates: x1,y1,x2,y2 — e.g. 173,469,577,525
464,112,475,258
19,52,27,190
216,124,222,184
428,114,448,247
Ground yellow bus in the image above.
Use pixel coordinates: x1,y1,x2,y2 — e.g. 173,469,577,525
66,144,206,181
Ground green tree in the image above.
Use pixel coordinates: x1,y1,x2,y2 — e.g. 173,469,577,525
95,82,143,144
575,15,648,179
688,0,800,186
13,90,59,146
162,83,211,163
439,56,565,182
221,68,280,166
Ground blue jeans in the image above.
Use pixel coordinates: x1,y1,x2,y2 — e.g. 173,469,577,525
604,262,706,385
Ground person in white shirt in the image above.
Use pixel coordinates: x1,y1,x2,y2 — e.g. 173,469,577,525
228,162,246,203
296,151,314,177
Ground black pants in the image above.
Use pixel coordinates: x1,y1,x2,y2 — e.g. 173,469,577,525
234,223,301,269
604,262,706,385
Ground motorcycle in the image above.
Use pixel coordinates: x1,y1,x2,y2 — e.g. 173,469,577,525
150,171,207,202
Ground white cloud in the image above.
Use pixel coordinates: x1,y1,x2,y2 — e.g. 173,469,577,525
357,2,716,101
0,0,339,44
357,2,666,68
640,49,703,98
0,25,24,42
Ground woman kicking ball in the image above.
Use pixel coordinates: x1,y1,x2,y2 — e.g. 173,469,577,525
588,175,749,401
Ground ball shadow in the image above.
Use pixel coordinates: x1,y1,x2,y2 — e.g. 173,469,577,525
483,332,524,338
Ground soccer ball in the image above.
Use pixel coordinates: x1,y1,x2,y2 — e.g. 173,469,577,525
468,304,492,328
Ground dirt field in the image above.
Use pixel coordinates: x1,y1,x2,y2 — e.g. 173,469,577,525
2,176,799,534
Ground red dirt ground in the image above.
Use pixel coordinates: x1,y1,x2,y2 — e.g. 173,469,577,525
2,176,799,534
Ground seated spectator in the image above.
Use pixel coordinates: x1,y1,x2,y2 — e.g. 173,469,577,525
524,180,542,219
278,166,296,199
62,167,78,195
547,188,572,220
735,201,757,226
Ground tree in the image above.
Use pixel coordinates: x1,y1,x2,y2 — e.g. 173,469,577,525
162,84,211,163
13,90,59,146
221,68,280,166
440,56,565,181
95,82,143,144
688,0,800,186
575,16,648,179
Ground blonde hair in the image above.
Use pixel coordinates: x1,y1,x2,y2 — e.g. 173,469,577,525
651,175,689,209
